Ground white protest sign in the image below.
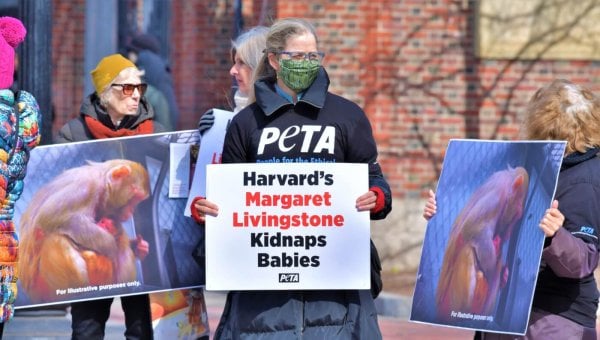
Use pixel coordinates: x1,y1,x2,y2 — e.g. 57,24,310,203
185,109,236,216
205,162,370,291
168,143,191,198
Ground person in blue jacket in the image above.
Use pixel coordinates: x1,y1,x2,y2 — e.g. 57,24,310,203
191,17,392,339
424,79,600,340
127,33,179,129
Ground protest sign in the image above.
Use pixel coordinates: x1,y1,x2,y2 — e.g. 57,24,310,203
205,162,370,291
14,131,204,308
410,139,566,335
185,109,235,216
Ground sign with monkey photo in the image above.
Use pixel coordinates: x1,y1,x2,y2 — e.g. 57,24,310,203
410,139,566,335
12,130,205,309
204,162,371,291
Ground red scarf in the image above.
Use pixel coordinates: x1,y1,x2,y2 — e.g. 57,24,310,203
84,116,154,139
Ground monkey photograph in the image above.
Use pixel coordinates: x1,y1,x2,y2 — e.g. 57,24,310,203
435,166,529,321
410,139,566,335
18,159,151,303
12,130,205,308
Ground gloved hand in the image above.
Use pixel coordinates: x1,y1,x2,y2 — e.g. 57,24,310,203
197,109,215,136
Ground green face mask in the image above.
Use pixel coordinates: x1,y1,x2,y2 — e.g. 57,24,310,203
278,59,320,92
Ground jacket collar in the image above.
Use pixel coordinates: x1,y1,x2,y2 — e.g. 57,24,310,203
253,67,330,116
561,147,600,171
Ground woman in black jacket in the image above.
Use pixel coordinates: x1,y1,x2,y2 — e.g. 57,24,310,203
191,18,392,339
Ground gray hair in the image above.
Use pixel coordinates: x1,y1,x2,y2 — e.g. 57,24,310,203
232,26,269,71
521,79,600,154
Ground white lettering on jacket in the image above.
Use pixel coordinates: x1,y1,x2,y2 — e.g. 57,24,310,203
257,125,335,155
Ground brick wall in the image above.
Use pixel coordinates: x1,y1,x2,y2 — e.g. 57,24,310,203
51,0,85,136
171,1,233,130
51,0,600,203
170,0,278,129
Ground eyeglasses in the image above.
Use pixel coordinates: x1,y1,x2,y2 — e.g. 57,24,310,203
111,83,148,96
278,51,325,62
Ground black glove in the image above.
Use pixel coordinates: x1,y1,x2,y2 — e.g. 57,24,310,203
197,109,215,136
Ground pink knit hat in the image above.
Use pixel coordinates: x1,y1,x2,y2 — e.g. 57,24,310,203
0,17,26,90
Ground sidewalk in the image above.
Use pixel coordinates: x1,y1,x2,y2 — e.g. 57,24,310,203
6,291,600,339
3,291,474,339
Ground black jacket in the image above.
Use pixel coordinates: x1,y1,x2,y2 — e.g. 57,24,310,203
223,68,391,219
215,68,391,339
533,149,600,328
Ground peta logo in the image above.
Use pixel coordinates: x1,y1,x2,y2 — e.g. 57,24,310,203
279,273,300,283
258,125,335,155
574,226,598,240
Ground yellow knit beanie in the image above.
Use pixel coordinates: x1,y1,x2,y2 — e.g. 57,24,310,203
90,54,136,95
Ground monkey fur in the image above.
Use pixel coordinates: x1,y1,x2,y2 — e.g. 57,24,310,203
18,159,150,303
436,167,529,321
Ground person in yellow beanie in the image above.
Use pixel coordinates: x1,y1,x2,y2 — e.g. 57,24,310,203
90,54,140,96
55,53,165,339
57,54,164,141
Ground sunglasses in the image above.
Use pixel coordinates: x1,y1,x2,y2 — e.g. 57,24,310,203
111,83,148,96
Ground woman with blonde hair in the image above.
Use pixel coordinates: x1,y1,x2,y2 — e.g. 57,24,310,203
229,26,269,110
521,79,600,154
487,79,599,339
197,26,269,135
425,79,600,339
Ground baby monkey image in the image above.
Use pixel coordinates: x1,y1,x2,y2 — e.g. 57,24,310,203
18,159,151,303
436,167,529,321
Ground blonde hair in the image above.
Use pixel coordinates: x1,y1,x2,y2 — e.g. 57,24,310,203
232,26,269,71
249,18,319,102
99,67,144,108
521,79,600,154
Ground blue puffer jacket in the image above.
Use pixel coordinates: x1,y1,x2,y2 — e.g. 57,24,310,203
215,68,392,339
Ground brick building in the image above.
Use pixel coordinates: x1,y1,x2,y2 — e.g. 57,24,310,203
45,0,600,282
